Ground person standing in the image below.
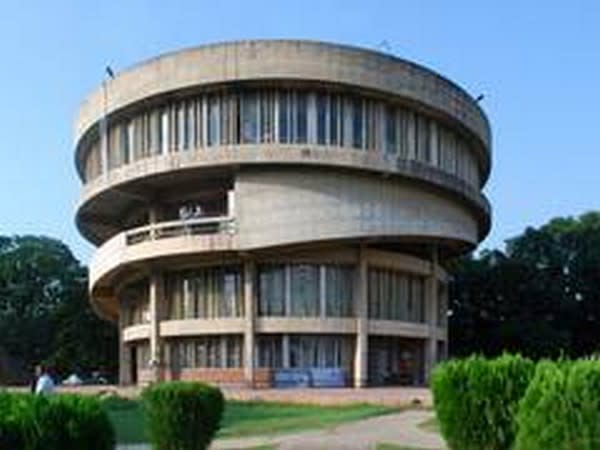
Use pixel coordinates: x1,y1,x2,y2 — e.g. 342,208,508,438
34,365,55,395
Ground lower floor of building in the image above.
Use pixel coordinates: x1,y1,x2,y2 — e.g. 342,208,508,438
123,334,447,388
114,245,449,387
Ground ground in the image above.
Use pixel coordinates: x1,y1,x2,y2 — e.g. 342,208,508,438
99,386,443,450
115,409,444,450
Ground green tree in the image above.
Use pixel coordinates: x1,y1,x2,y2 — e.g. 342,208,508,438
449,211,600,359
0,235,117,381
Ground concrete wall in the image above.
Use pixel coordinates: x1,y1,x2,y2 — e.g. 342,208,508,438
236,168,479,249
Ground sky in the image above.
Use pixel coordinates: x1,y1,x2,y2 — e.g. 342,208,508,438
0,1,598,263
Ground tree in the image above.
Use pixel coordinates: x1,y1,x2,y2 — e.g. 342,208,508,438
449,211,600,359
0,235,117,381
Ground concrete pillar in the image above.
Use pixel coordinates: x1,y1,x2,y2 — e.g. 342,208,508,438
425,246,439,384
149,271,164,383
282,335,291,369
243,260,256,387
118,301,130,385
354,246,368,388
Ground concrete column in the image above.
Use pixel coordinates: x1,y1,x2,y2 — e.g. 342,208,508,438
148,205,160,240
149,271,164,383
425,246,439,384
118,301,130,385
282,334,290,369
354,247,368,388
243,260,256,387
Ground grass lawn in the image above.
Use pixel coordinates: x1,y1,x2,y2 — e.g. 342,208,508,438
376,445,438,450
102,396,398,444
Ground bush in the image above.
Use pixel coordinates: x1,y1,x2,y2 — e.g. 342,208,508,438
142,381,225,450
515,359,600,450
432,354,535,450
0,392,115,450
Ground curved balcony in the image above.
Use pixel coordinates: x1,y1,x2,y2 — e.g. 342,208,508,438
90,215,237,297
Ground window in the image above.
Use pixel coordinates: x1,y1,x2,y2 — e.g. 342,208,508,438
290,265,320,317
256,335,282,368
260,91,276,143
289,336,351,369
258,265,286,316
166,267,243,319
119,123,130,165
241,91,259,144
207,95,220,146
329,95,340,146
352,98,364,149
316,94,328,145
368,268,425,323
385,107,397,155
167,336,243,369
296,92,308,143
325,266,354,317
278,91,290,144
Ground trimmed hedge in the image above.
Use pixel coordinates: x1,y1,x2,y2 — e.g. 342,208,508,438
515,360,600,450
0,392,114,450
432,354,535,450
142,381,225,450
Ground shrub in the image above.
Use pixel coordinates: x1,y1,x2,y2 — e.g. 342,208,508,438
515,359,600,450
0,392,114,450
142,381,225,450
432,354,535,450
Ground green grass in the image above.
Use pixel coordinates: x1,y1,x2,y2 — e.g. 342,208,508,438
219,401,396,438
376,444,440,450
102,396,397,444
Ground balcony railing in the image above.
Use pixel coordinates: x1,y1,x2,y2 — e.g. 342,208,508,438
125,216,236,246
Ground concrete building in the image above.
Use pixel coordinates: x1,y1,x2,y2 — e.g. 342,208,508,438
74,40,491,387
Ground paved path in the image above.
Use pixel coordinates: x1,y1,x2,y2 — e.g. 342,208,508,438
117,409,445,450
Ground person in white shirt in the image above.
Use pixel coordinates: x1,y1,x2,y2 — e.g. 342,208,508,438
35,365,55,395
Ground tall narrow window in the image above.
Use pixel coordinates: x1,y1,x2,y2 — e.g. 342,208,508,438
385,107,397,155
352,98,364,149
208,95,220,146
290,265,320,317
258,265,286,316
316,94,328,145
296,92,308,144
325,266,354,317
119,123,129,165
241,91,259,144
278,91,290,144
329,95,339,146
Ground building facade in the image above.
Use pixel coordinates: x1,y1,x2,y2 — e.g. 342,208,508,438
75,40,491,387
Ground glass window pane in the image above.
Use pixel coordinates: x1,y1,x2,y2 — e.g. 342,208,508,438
290,264,319,317
278,92,289,143
296,93,308,144
352,98,363,149
208,95,220,146
258,265,285,316
241,92,259,144
317,94,327,145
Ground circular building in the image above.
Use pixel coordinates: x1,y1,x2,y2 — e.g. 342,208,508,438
75,40,491,387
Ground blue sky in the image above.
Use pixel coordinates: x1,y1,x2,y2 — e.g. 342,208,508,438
0,1,598,263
